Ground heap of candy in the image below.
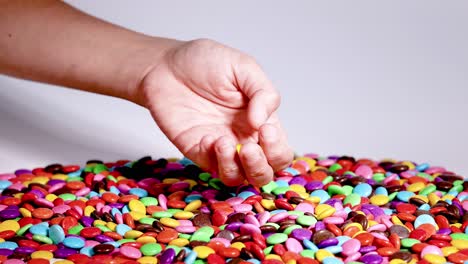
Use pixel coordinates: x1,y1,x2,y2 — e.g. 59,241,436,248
0,154,467,264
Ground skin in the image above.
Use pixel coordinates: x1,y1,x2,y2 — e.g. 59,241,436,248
0,1,294,187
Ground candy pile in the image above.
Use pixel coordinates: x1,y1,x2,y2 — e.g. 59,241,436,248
0,155,467,264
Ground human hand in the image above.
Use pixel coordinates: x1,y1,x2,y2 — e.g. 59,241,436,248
140,39,293,187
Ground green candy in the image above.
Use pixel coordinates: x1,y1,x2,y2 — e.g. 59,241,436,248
283,224,301,235
141,197,158,206
266,233,288,244
449,185,463,193
66,177,83,182
261,181,278,193
272,186,290,195
93,164,108,174
344,193,361,206
95,224,111,233
68,224,84,235
140,243,162,256
453,180,463,186
208,178,223,190
166,209,182,214
139,217,157,225
450,233,468,240
288,211,304,217
388,192,398,201
118,239,136,245
179,233,191,239
297,215,317,226
106,175,118,182
219,225,226,230
329,163,342,172
401,238,420,248
322,176,333,185
33,235,53,244
152,211,173,218
342,185,353,196
190,226,214,242
328,185,344,195
372,173,385,183
193,260,205,264
264,246,273,255
198,172,211,182
58,193,76,201
16,223,32,236
264,223,279,230
300,249,316,258
419,184,436,195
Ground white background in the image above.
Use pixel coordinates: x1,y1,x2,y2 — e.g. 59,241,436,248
1,1,467,176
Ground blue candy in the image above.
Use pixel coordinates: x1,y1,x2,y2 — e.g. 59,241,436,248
311,190,330,203
49,224,65,244
29,222,49,236
129,188,148,197
63,236,85,249
353,183,372,197
116,224,132,236
396,191,415,202
0,180,12,190
414,214,437,229
0,242,18,250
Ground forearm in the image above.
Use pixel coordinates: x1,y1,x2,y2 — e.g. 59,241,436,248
0,1,178,105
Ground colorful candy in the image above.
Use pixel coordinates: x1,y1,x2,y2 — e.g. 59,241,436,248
0,155,466,264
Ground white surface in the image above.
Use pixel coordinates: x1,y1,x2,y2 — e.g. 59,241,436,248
1,1,467,176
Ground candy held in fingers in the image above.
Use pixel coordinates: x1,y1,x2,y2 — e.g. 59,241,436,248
0,155,466,264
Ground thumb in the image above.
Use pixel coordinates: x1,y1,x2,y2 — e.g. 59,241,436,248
234,55,281,129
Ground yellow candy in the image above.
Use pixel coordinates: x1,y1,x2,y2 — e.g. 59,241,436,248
441,194,455,201
261,199,276,210
452,239,468,249
286,260,296,264
54,261,74,264
344,223,363,231
184,200,202,212
314,204,336,220
298,192,310,199
0,238,4,243
428,193,440,206
370,194,389,206
407,182,425,192
125,230,143,239
315,249,333,262
84,206,95,216
129,211,146,221
137,257,158,264
31,176,49,185
183,179,197,189
51,174,68,180
401,161,415,170
391,216,404,226
290,184,306,193
352,231,366,238
13,193,23,199
31,250,53,259
389,259,407,264
136,236,157,244
169,238,189,247
173,211,194,220
412,195,428,203
45,193,58,202
294,157,317,169
236,144,242,153
19,208,32,217
0,220,20,232
107,222,117,231
160,218,180,228
265,254,283,260
93,220,107,226
129,200,146,214
423,254,446,264
193,246,215,259
162,178,179,184
452,223,462,228
231,242,245,251
441,246,458,256
367,220,378,227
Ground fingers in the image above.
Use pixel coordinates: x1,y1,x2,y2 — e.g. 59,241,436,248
214,136,245,187
239,142,274,187
259,124,294,172
234,56,281,129
198,135,217,171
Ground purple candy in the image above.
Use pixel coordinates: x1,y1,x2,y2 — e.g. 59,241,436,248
29,189,45,198
200,206,210,214
314,221,325,231
0,209,20,219
360,253,383,264
0,249,13,256
437,228,452,235
305,181,323,191
324,198,341,207
289,177,307,186
159,248,176,264
95,234,114,243
15,246,35,254
14,169,31,175
54,248,77,258
225,222,243,232
47,179,66,186
291,228,312,241
80,216,94,227
360,246,377,253
317,237,339,248
108,203,125,209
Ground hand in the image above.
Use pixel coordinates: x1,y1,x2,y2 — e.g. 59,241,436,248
140,39,293,187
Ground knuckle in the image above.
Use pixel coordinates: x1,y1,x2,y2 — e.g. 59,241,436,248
221,165,239,177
